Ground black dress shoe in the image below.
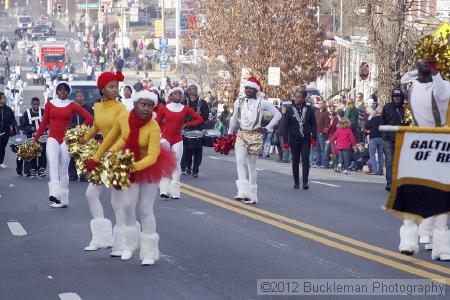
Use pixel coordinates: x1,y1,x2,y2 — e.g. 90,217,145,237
303,184,310,190
385,185,391,192
293,184,299,189
192,172,198,178
69,177,78,182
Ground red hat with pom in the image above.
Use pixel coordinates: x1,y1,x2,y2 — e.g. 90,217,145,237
244,76,265,98
97,71,125,90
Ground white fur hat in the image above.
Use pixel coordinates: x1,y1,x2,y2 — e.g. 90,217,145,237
55,81,72,94
168,87,184,96
133,90,158,104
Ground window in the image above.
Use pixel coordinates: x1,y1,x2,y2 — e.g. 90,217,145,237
44,54,64,63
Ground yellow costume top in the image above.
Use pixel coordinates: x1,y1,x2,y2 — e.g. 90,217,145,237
92,111,161,171
84,99,126,142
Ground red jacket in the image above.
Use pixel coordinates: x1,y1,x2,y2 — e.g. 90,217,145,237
329,127,356,150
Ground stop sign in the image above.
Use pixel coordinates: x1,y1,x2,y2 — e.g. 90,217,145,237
360,62,369,80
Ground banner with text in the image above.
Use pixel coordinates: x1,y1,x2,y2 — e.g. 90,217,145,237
385,128,450,219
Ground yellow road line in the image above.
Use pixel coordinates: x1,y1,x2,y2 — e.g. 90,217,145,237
181,183,450,276
180,188,450,285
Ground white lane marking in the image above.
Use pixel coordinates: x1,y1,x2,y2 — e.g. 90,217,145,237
311,181,341,188
7,222,27,236
209,156,221,160
256,168,264,171
59,293,82,300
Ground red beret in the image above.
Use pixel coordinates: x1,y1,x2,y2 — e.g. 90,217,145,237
97,71,125,90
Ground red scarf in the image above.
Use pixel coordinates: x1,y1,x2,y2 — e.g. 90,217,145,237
124,109,152,161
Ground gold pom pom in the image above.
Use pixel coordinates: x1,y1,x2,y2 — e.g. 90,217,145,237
75,140,102,185
101,150,135,191
64,125,90,158
414,34,450,81
403,103,416,127
17,142,42,161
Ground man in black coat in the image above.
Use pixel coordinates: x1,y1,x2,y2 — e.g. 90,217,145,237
381,89,406,191
283,89,317,190
181,84,209,177
0,92,17,169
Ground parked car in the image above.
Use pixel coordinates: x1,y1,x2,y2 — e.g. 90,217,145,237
66,81,100,108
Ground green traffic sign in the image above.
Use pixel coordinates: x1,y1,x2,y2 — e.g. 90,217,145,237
77,3,100,9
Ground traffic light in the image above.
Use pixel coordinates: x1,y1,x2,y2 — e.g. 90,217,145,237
57,4,62,13
101,5,105,13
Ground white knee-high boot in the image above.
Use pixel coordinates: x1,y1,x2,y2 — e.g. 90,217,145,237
140,232,160,266
418,217,434,245
234,180,250,201
245,184,258,205
399,219,419,255
431,215,450,261
159,178,170,198
120,223,140,261
84,218,113,251
111,225,125,257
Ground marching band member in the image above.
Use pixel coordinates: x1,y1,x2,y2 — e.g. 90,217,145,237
82,71,126,252
156,87,203,199
87,90,176,265
227,77,281,204
398,61,450,260
180,84,209,177
22,97,46,178
121,84,134,111
34,81,93,208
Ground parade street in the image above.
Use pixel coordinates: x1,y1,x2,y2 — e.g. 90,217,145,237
0,147,449,299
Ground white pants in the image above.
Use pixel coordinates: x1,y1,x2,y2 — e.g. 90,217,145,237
86,184,124,225
119,183,159,235
169,140,183,183
46,137,70,189
235,144,258,185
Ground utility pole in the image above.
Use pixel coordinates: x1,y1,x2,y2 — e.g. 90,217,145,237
162,0,166,79
339,0,343,35
175,0,180,73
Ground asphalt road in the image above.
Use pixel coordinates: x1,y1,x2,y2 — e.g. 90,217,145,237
1,146,450,299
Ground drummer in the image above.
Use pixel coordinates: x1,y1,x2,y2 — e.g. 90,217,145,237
22,97,47,179
180,84,209,178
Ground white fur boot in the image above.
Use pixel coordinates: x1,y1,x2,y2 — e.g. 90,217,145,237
159,178,170,198
399,222,419,255
48,181,63,206
50,189,69,208
110,225,124,257
244,184,258,204
418,217,434,245
431,228,450,261
169,181,180,199
234,180,249,201
84,218,113,251
120,224,140,261
140,233,160,266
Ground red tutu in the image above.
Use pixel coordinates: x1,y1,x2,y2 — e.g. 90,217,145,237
131,146,177,183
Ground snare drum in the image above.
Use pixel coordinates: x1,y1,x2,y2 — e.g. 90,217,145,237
38,134,48,144
183,130,203,149
9,135,27,153
202,130,221,147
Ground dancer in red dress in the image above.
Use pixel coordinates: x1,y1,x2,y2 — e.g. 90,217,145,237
156,87,203,199
34,81,93,208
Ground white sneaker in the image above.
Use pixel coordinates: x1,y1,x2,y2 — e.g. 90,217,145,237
141,259,156,266
344,170,349,174
0,164,7,169
121,250,133,261
49,203,68,208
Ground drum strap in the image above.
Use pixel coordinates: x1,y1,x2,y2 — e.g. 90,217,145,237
27,108,42,131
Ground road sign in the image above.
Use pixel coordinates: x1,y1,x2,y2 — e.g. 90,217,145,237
160,62,168,69
77,3,100,9
130,7,139,22
434,22,450,39
155,20,163,38
268,67,281,86
159,38,168,50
